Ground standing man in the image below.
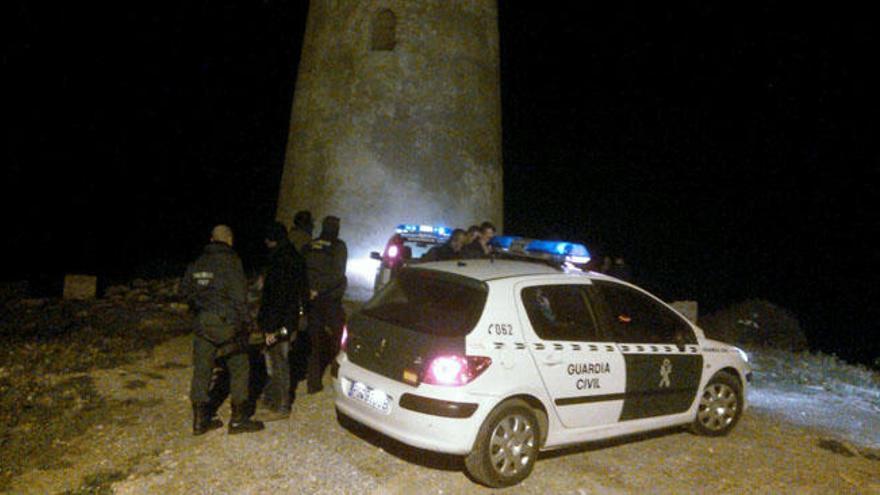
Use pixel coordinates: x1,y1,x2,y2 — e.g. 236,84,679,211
288,210,314,389
257,222,306,421
303,215,347,394
181,225,264,435
289,210,314,254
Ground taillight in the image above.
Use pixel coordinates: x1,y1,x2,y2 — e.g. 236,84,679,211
387,244,400,259
422,355,492,386
383,235,404,268
340,325,349,352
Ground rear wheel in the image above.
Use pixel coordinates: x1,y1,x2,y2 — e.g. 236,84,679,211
465,399,539,488
692,372,743,436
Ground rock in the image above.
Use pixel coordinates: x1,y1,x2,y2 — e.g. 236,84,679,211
138,318,165,330
126,289,149,301
0,281,29,301
105,285,130,298
63,274,97,300
700,300,808,351
21,298,48,308
165,302,189,313
817,437,859,457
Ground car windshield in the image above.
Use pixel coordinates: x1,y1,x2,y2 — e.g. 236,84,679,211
362,268,488,337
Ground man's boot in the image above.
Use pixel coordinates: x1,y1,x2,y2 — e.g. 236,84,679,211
192,402,223,436
256,403,290,422
228,402,264,434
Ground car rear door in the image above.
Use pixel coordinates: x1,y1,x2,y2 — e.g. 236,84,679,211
515,281,626,429
589,281,703,420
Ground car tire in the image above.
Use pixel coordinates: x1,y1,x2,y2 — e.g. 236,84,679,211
465,399,540,488
691,371,743,437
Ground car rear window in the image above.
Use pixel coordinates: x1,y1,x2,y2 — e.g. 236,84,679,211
403,239,439,259
362,268,488,337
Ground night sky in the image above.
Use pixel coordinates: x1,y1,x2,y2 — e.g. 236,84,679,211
5,2,877,365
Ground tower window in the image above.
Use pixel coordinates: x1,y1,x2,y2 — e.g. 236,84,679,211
371,9,396,51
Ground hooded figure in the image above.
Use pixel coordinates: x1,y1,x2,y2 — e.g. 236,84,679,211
289,210,314,254
256,221,306,419
302,215,348,393
304,216,347,300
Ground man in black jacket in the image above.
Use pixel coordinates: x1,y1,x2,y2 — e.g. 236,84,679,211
422,228,467,261
257,222,306,420
303,215,347,394
181,225,264,435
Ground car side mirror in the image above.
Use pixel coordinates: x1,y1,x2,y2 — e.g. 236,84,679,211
370,251,382,261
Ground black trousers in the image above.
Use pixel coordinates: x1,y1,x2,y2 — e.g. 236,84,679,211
306,296,345,391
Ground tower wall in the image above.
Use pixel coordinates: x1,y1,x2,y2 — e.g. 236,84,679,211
277,0,503,291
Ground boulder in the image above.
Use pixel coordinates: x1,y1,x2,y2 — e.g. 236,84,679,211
700,299,808,351
62,274,97,300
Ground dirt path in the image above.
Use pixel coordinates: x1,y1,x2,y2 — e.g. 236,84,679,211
6,335,879,494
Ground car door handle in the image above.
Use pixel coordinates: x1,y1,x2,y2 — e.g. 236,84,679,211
542,352,563,366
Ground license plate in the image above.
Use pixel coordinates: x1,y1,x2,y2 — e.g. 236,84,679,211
348,380,392,414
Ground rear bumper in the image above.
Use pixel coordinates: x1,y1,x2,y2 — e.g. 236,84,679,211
399,393,478,418
333,354,489,455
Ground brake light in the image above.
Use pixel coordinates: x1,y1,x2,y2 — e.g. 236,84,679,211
340,325,349,352
383,234,404,268
422,355,492,386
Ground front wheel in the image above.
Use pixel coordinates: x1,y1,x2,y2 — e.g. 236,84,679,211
465,399,540,488
692,372,743,436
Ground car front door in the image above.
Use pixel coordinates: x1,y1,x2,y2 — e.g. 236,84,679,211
515,282,626,429
589,281,703,420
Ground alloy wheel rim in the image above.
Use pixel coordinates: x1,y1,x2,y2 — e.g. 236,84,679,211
488,413,536,477
697,382,739,431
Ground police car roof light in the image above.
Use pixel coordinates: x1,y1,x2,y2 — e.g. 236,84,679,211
490,236,591,265
490,235,522,250
396,224,452,237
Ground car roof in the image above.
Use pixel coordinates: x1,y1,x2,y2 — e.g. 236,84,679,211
411,258,589,282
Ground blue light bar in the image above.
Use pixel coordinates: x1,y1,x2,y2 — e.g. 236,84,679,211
395,224,452,237
490,236,591,265
489,235,522,250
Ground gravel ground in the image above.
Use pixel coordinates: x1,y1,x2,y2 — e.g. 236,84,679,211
5,333,879,495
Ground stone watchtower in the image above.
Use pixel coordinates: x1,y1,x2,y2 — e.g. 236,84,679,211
277,0,503,287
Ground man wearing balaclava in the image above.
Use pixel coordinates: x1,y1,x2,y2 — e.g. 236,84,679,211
257,221,306,421
302,215,348,394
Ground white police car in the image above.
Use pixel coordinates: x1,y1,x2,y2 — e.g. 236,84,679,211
334,237,751,487
369,224,452,292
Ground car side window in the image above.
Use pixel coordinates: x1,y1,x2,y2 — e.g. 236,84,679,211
593,281,696,345
521,285,599,342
